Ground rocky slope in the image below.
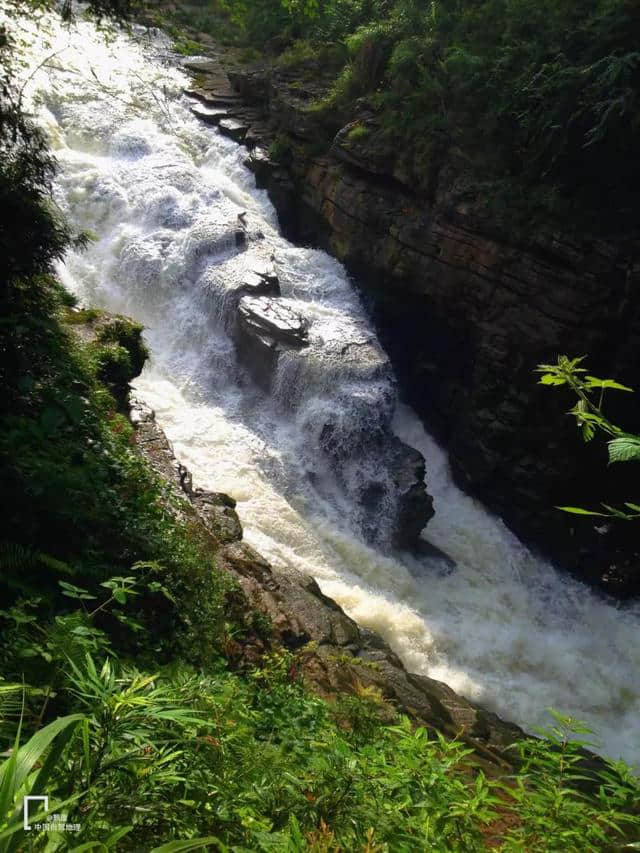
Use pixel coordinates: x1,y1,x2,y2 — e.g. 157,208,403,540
130,393,523,767
180,52,640,597
73,308,522,764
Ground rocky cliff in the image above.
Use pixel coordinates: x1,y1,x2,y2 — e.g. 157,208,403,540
183,54,640,597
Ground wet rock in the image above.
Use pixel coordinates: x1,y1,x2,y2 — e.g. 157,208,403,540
388,437,435,549
246,146,273,180
249,260,279,287
185,87,243,107
190,103,227,125
244,126,267,149
192,489,243,544
238,296,308,346
240,266,281,298
227,67,270,103
185,219,247,268
218,118,249,142
181,57,221,74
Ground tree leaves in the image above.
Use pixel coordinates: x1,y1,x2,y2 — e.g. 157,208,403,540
608,436,640,464
585,377,633,392
556,506,607,516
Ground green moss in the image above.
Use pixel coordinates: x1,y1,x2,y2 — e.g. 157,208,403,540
173,38,204,56
346,122,370,142
96,316,149,377
92,342,134,398
64,306,103,325
267,133,293,164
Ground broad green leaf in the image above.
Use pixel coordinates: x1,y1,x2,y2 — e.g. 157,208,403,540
608,437,640,464
556,506,607,516
585,377,633,392
0,712,21,830
0,715,84,797
538,374,566,386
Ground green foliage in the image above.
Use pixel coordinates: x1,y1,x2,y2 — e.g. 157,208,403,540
267,133,293,163
500,711,640,852
0,273,233,664
2,651,639,851
95,317,148,377
537,355,640,520
219,0,639,228
0,712,84,852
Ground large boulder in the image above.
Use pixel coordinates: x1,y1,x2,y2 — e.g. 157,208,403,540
234,295,309,391
218,118,249,142
388,437,435,549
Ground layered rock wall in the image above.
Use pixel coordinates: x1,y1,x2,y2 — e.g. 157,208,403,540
184,58,640,594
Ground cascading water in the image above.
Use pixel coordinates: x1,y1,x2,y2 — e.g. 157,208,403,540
10,8,640,763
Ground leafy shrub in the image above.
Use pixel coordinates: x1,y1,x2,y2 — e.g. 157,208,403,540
217,0,640,228
267,133,293,163
3,651,639,852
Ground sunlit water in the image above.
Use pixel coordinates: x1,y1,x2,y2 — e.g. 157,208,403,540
8,7,640,762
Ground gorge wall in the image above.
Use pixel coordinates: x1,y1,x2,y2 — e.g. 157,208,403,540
184,56,640,596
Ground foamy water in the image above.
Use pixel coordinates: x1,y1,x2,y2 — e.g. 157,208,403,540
8,6,639,762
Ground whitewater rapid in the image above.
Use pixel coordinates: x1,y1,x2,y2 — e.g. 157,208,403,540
10,8,640,762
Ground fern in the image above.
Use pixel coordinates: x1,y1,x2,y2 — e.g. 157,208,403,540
0,542,72,576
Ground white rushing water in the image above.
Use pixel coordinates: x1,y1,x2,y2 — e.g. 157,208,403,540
10,8,640,762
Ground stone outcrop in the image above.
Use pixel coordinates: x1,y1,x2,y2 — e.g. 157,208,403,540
388,437,434,549
184,57,640,596
190,103,227,125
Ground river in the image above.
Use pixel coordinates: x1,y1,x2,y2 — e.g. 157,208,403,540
8,6,640,763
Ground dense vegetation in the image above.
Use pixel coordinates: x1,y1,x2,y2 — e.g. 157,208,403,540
1,0,640,849
183,0,639,229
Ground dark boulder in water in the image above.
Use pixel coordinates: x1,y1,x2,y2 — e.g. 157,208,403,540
388,436,434,549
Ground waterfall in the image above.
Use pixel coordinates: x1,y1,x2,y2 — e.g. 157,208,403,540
9,7,640,763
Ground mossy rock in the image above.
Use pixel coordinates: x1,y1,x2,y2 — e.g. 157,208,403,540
67,311,149,406
96,316,149,377
93,342,135,402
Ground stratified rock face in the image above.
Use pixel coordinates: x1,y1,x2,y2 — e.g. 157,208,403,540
223,65,640,593
300,156,640,588
234,295,309,391
189,103,227,125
